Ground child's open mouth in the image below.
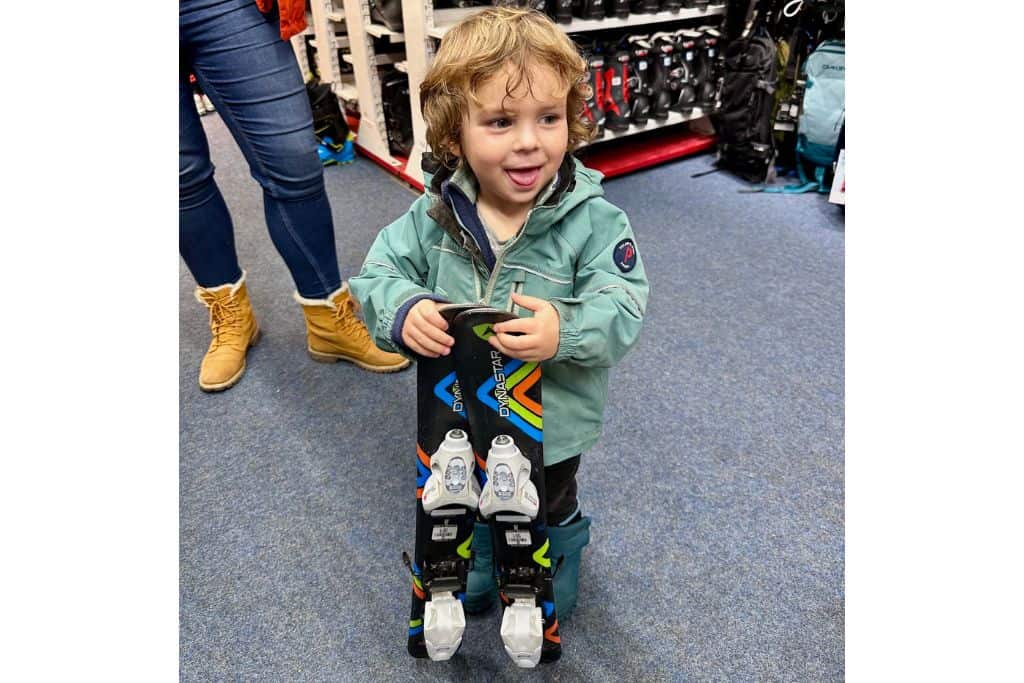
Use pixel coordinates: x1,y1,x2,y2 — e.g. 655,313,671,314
505,166,541,188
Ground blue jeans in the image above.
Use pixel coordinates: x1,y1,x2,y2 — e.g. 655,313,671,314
179,0,341,298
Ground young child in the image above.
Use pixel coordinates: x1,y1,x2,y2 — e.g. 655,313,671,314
349,7,649,620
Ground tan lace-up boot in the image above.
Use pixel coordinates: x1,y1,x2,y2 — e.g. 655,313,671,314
194,272,261,392
294,284,410,373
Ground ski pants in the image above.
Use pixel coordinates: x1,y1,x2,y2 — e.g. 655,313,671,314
545,455,581,526
179,0,342,299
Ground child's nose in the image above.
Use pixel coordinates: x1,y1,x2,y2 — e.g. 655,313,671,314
513,124,539,151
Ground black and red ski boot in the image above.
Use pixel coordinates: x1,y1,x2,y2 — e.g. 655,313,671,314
602,50,632,132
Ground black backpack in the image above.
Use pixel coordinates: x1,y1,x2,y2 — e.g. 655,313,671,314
306,78,350,145
709,34,778,183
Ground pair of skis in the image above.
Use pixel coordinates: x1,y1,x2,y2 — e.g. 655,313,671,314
403,305,561,667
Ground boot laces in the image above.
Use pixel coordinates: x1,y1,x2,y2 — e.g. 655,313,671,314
206,296,244,348
333,295,371,344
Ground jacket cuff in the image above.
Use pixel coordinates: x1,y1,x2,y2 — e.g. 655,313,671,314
550,299,581,362
390,293,450,353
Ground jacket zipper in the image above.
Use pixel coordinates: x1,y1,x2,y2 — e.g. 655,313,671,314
508,270,526,314
473,264,483,302
482,205,548,305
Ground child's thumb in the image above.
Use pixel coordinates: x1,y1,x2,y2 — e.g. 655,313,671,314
510,292,546,311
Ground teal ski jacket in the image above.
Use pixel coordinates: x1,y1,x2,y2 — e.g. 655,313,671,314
349,155,650,466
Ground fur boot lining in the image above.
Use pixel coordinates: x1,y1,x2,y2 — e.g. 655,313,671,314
195,270,247,304
292,282,349,308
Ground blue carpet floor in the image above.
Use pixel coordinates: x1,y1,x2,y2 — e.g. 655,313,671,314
180,112,844,681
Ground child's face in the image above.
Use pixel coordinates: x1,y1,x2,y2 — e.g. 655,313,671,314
454,63,569,216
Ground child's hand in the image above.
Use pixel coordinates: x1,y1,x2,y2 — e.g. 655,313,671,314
489,293,560,362
402,299,454,358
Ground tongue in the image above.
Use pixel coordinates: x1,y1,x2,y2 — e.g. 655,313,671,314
507,167,540,187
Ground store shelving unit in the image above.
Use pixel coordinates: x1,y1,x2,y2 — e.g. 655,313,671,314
308,1,728,190
428,4,724,38
306,0,408,174
304,3,360,104
365,23,406,42
289,20,316,83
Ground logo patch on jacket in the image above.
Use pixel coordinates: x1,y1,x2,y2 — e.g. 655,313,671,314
613,239,638,273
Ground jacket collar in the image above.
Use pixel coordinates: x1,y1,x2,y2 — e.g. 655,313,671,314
424,155,577,271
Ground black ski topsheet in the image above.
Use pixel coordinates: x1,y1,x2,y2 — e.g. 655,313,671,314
407,304,480,658
450,308,562,663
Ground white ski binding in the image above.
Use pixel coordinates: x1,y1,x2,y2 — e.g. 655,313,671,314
422,591,466,661
499,597,543,668
419,429,480,661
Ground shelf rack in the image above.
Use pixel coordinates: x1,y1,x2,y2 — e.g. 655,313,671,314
428,4,725,38
306,1,728,190
289,12,320,83
306,0,409,172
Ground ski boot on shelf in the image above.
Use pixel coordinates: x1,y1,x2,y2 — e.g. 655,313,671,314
671,28,700,115
574,0,605,20
648,32,676,120
604,0,630,18
551,0,574,23
626,35,654,126
308,76,350,144
695,26,722,112
602,50,632,132
629,0,659,14
317,133,356,166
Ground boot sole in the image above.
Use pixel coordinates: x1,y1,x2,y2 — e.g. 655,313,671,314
199,326,262,392
307,346,410,373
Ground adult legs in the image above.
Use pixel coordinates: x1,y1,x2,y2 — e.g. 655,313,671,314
179,0,409,381
179,0,340,299
179,63,242,288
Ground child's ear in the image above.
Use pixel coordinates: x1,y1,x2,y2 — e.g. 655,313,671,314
449,140,461,158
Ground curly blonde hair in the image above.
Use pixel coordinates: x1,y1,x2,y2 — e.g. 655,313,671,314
420,7,595,169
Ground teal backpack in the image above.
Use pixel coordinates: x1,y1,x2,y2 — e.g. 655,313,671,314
765,39,845,194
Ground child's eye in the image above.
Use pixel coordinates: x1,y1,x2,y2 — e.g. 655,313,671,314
488,118,511,129
541,114,562,125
